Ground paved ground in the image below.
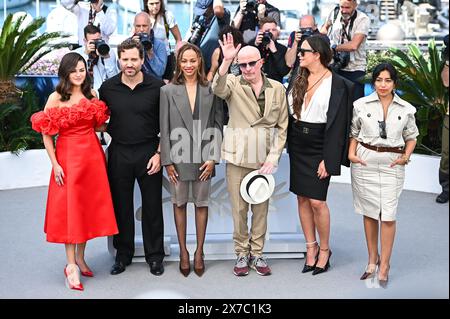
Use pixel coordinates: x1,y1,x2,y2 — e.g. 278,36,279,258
0,183,448,300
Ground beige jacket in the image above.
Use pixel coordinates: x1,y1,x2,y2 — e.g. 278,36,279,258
212,72,288,169
351,92,419,148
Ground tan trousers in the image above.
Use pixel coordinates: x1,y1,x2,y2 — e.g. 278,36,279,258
226,163,269,257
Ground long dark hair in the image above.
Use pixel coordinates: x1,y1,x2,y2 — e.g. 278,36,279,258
172,43,208,86
142,0,166,18
291,36,332,120
55,52,93,102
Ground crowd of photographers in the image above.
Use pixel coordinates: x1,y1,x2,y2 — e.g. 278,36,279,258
65,0,371,98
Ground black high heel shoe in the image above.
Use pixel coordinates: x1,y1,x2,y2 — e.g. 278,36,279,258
312,248,332,276
302,241,319,273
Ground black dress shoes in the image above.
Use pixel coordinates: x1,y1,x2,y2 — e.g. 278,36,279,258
436,191,449,203
149,261,164,276
110,261,130,275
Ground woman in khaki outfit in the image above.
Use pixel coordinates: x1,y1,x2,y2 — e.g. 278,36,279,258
349,63,419,287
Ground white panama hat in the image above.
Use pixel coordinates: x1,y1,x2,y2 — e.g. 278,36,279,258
239,170,276,205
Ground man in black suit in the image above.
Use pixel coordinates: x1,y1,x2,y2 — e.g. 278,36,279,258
99,39,165,276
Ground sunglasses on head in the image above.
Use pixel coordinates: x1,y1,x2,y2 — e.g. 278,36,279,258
378,120,387,139
299,48,317,56
237,59,261,69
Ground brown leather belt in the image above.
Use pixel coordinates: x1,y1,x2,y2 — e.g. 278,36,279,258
361,142,405,154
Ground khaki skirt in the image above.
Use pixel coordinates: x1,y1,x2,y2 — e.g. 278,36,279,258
170,180,211,207
350,143,405,221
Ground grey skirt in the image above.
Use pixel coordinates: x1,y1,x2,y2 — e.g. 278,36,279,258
170,180,212,207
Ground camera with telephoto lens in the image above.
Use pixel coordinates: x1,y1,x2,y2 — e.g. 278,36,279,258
93,39,110,56
330,45,350,71
261,31,273,46
246,0,258,13
188,16,206,45
138,32,153,51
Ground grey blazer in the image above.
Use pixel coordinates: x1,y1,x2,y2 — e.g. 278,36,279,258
160,82,223,181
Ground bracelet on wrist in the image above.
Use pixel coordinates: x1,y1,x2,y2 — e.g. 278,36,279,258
402,155,410,164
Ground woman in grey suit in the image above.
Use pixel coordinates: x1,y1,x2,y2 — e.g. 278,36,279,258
160,43,223,277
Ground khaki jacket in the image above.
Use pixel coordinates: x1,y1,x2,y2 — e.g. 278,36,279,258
212,72,288,169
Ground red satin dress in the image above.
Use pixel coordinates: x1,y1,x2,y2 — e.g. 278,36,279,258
31,98,118,243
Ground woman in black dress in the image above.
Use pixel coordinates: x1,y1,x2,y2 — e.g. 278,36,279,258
288,35,353,275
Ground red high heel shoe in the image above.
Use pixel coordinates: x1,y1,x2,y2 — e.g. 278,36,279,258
76,260,94,277
64,264,84,291
80,269,94,277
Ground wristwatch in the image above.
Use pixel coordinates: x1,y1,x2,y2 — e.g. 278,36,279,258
155,150,161,155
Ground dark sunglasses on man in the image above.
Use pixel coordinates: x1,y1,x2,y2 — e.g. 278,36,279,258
238,58,261,70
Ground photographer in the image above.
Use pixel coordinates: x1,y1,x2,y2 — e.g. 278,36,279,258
232,0,280,45
285,15,327,92
131,12,167,80
188,0,230,73
61,0,117,45
437,34,449,203
254,17,290,83
320,0,369,100
75,24,119,93
285,16,322,69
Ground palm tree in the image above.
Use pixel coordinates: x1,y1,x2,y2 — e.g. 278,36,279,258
388,39,449,153
0,13,68,104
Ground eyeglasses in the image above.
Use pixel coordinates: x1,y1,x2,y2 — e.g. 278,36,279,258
237,59,261,70
299,48,316,56
378,120,387,139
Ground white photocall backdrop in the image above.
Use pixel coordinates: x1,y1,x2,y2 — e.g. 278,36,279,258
107,154,306,260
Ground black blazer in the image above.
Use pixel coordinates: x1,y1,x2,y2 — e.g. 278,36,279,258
287,72,354,176
323,72,354,175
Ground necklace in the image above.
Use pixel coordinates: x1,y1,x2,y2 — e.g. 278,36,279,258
306,70,329,92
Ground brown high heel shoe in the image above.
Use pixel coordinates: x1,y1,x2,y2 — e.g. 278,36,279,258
194,251,205,277
179,252,190,277
360,254,380,280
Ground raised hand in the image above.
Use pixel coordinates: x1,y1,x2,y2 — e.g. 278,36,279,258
239,0,247,13
218,33,241,62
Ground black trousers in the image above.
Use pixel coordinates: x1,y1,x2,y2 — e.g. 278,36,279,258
107,140,164,264
337,70,366,101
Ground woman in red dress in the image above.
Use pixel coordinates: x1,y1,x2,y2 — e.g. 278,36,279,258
30,52,118,291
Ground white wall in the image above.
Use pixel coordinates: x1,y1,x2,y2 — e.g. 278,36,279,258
331,153,442,194
0,150,442,194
